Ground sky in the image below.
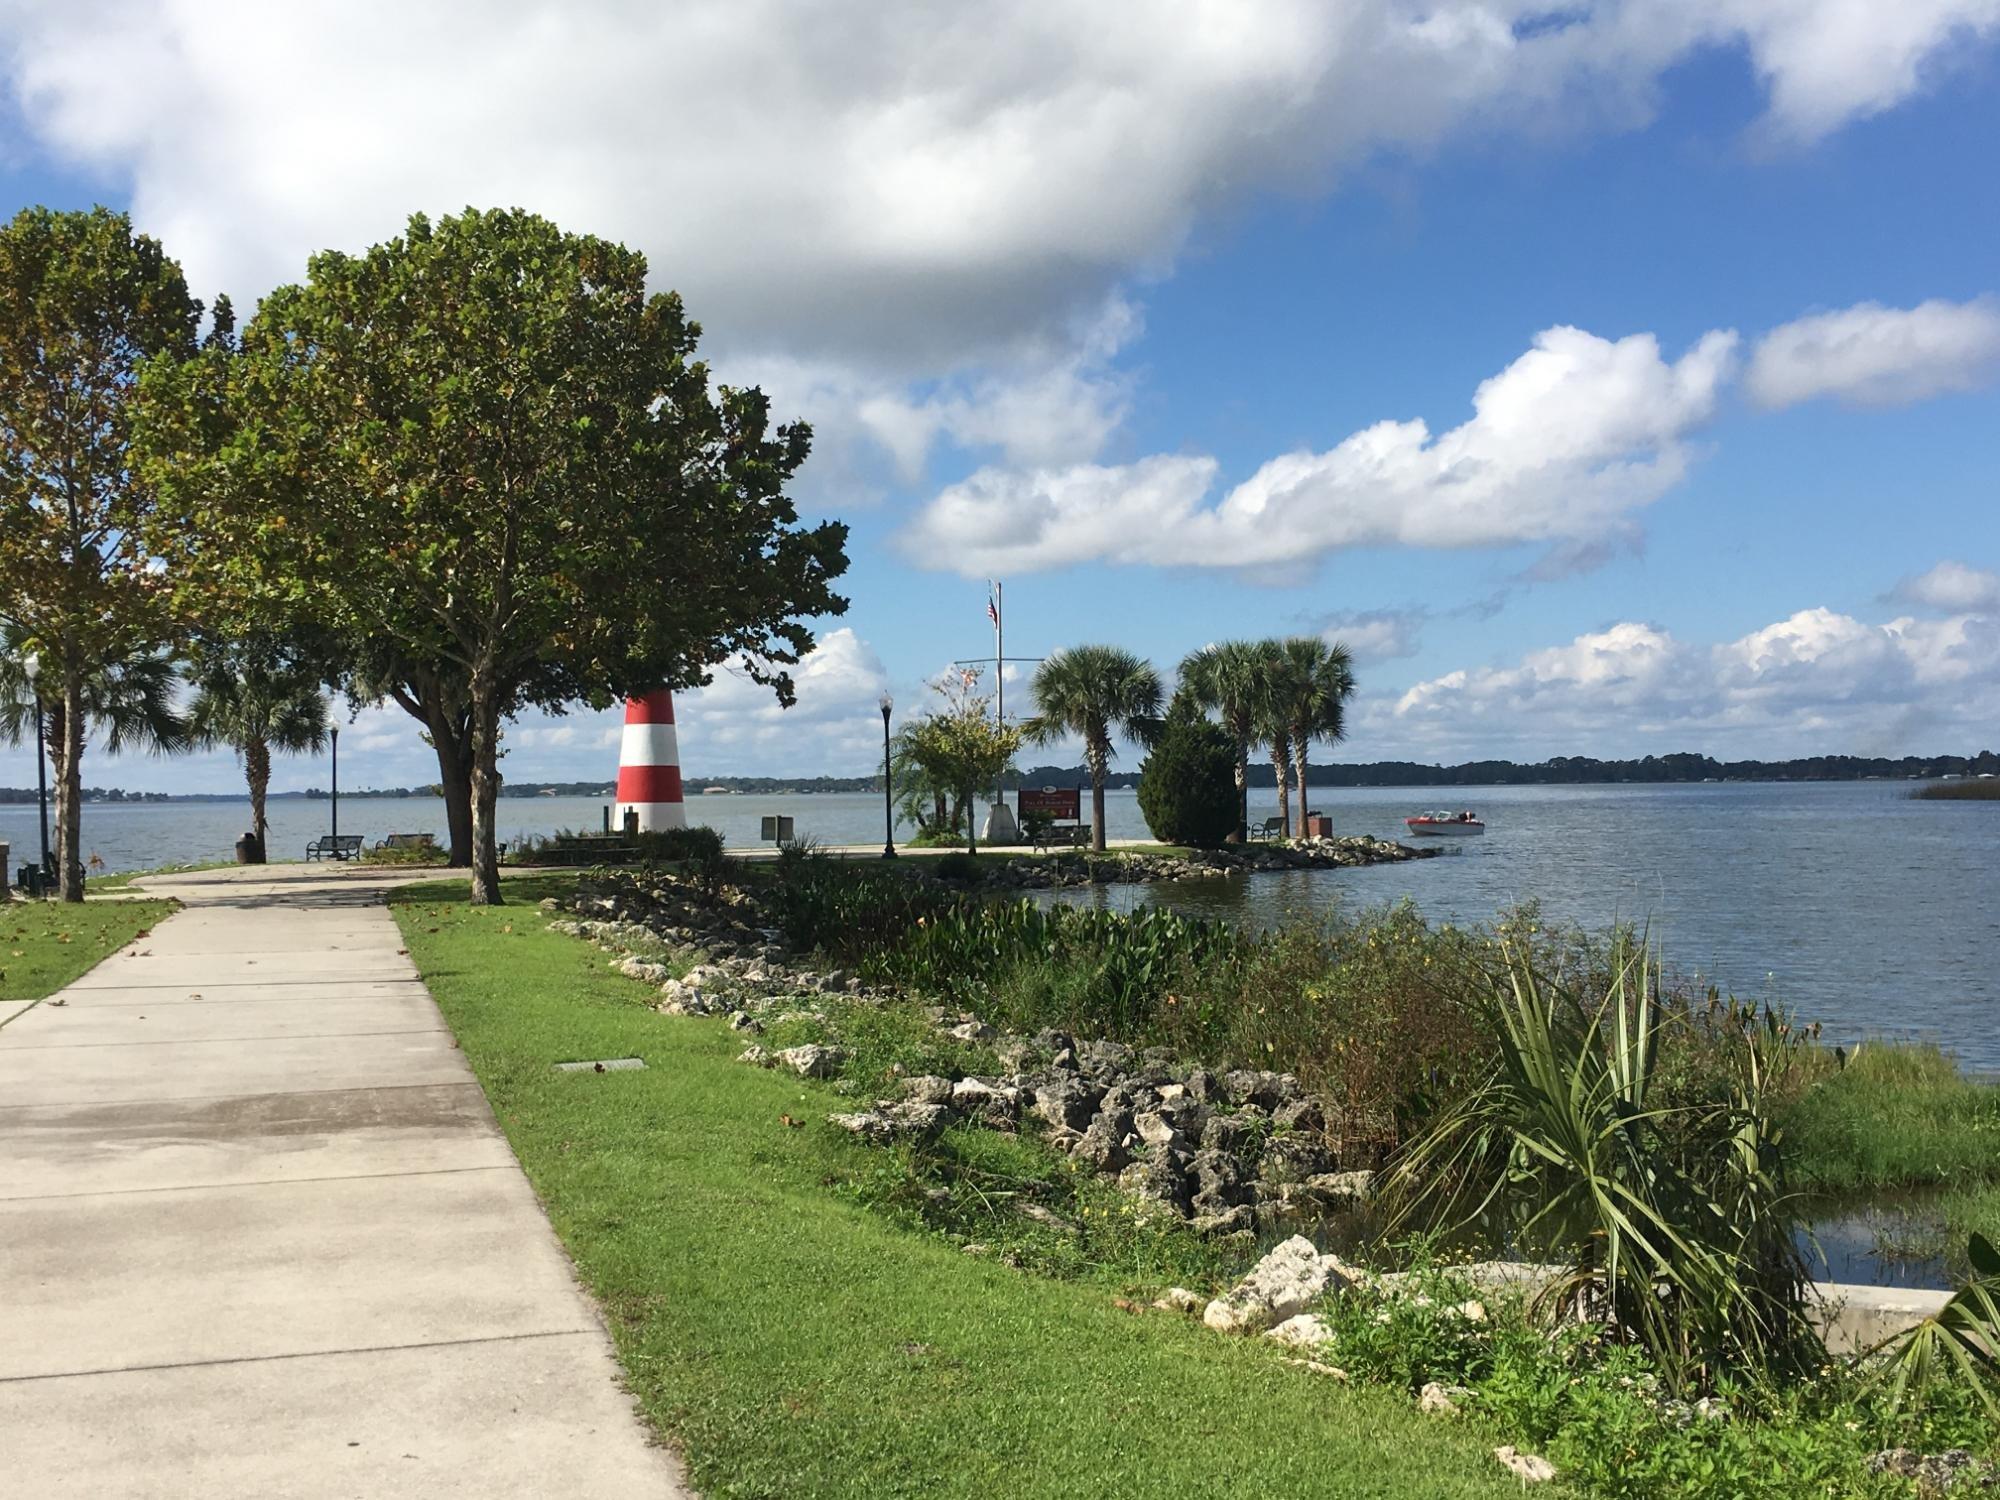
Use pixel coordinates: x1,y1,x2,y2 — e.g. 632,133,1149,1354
1,0,1997,793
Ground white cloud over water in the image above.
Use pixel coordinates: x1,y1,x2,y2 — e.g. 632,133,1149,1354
1366,601,2000,760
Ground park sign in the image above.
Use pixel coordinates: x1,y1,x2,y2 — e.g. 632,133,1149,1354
1018,787,1081,822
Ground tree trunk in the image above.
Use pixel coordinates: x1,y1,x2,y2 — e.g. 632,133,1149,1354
964,783,977,854
1270,734,1291,841
467,676,504,906
1293,736,1312,837
1089,737,1108,853
245,734,271,862
429,717,474,868
56,666,85,902
1234,741,1249,843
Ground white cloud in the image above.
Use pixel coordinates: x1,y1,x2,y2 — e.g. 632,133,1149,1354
1370,599,2000,759
1889,560,2000,612
1318,609,1428,664
1747,296,2000,408
903,325,1738,575
674,627,890,775
2,1,1992,482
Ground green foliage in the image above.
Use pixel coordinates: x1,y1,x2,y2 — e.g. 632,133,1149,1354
137,207,848,903
0,206,210,900
1783,1042,2000,1193
1024,645,1162,852
184,643,330,857
1869,1232,2000,1417
632,825,726,871
1177,641,1268,839
1136,697,1239,848
1388,935,1819,1392
359,841,449,867
896,671,1021,852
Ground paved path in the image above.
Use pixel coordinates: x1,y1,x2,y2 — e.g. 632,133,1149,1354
0,865,687,1499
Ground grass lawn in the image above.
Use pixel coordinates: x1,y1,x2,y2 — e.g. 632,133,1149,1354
88,859,242,891
393,876,1522,1499
0,896,177,1004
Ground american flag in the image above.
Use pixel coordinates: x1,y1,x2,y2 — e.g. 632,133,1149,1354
986,591,1000,629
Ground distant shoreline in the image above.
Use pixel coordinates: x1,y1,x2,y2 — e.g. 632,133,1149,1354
5,750,1992,806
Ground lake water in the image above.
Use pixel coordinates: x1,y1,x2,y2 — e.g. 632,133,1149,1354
4,779,1994,1069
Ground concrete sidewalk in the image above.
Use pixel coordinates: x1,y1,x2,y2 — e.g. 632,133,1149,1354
0,865,687,1498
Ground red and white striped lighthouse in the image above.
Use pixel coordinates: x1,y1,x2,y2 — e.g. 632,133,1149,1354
614,689,687,832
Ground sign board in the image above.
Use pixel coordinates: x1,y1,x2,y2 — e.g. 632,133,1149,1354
759,815,795,843
1017,786,1081,822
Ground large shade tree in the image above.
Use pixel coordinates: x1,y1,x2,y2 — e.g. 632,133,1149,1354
1178,639,1267,842
0,207,210,899
1023,645,1163,852
139,209,849,902
185,647,330,862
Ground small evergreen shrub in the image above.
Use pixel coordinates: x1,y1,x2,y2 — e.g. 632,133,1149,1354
1136,703,1238,847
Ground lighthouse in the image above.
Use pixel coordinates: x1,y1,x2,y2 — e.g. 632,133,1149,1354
614,689,687,832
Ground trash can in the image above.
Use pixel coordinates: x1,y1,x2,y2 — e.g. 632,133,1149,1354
1303,814,1334,839
235,832,263,864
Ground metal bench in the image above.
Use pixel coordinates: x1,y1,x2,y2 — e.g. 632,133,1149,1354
1254,816,1287,841
375,832,437,851
306,834,363,861
1030,824,1092,852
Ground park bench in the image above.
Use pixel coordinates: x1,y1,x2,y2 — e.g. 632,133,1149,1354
375,832,437,851
1254,816,1286,841
305,834,363,862
1030,824,1092,852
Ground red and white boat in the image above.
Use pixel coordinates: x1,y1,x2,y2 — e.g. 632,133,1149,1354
1405,810,1485,837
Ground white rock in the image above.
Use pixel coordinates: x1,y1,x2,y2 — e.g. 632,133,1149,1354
1494,1447,1556,1483
1264,1313,1333,1348
1419,1381,1472,1415
1134,1110,1181,1148
774,1044,846,1079
1152,1287,1205,1314
1285,1358,1350,1380
1202,1235,1357,1335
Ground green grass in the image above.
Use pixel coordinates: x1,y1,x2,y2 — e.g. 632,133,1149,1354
1910,780,2000,800
1784,1044,2000,1194
392,876,1521,1499
0,897,177,1003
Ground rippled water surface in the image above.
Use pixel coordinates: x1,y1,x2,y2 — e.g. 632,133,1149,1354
4,779,1994,1067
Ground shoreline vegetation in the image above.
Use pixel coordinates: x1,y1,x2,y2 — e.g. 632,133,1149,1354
6,754,1998,806
397,860,2000,1497
1911,780,2000,801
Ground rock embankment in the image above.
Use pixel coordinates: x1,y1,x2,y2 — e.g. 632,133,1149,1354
548,868,1377,1239
971,835,1437,890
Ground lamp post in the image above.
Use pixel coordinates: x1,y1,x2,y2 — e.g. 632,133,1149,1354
23,652,50,884
879,690,896,859
330,727,340,843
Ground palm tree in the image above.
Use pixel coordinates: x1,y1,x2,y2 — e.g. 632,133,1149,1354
1277,636,1356,836
1179,640,1267,842
186,656,331,862
1,626,191,881
1245,639,1294,838
1023,645,1163,852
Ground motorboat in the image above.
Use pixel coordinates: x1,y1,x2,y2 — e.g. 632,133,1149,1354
1405,810,1484,836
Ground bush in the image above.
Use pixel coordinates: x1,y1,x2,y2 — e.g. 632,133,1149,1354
633,825,725,866
1135,703,1238,847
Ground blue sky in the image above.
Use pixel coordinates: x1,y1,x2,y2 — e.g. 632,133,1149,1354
2,3,1997,792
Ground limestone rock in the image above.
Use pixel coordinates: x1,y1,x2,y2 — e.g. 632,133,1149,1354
1202,1235,1358,1334
1493,1448,1556,1484
1419,1382,1472,1415
900,1074,957,1106
827,1101,955,1145
951,1077,1023,1130
774,1044,846,1079
1152,1287,1205,1314
1264,1313,1333,1348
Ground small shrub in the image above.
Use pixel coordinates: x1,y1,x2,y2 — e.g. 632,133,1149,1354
633,825,726,867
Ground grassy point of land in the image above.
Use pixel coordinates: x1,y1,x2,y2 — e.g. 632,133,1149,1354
1910,780,2000,800
0,896,178,1004
392,875,1519,1500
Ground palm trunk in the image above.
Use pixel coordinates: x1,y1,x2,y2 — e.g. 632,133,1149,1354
1293,734,1312,837
1270,733,1291,841
1088,734,1108,853
56,666,85,902
245,734,272,862
1233,741,1249,843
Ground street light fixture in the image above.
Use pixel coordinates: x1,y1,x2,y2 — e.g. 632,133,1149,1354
22,651,50,887
879,690,896,859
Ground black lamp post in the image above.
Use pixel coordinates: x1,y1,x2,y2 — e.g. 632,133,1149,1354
330,726,340,844
879,690,896,859
23,651,50,884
